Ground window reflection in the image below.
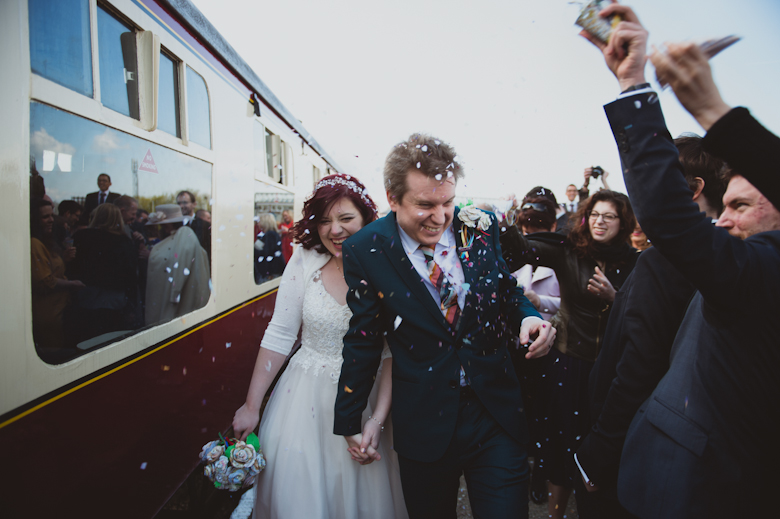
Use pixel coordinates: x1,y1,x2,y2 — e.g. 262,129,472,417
29,0,93,97
97,6,139,119
158,51,181,137
254,183,293,285
186,67,211,148
29,101,212,364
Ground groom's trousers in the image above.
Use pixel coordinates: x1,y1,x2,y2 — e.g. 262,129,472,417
396,386,529,519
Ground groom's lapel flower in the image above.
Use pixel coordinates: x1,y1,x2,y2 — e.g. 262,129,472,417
458,205,492,232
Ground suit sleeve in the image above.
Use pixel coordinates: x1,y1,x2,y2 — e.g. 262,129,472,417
491,218,541,329
334,244,385,436
576,250,693,486
500,225,567,278
605,94,780,313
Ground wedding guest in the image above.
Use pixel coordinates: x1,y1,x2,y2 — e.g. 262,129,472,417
30,198,84,352
71,203,139,343
82,173,120,225
279,209,294,262
144,204,210,325
501,190,638,518
254,213,284,283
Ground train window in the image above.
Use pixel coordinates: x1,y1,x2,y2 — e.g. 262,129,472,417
186,67,211,148
253,183,293,285
29,0,93,97
29,101,212,364
313,165,321,184
158,50,181,137
97,5,139,119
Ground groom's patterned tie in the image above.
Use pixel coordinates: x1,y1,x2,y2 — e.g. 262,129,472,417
420,246,460,326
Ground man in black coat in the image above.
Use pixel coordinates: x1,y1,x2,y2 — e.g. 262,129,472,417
574,135,725,517
82,173,120,224
582,4,780,517
334,134,556,519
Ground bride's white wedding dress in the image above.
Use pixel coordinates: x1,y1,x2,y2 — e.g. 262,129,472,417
253,246,407,519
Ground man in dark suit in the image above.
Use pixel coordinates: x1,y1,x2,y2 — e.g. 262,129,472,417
582,4,780,517
574,135,725,518
82,173,120,224
334,134,556,519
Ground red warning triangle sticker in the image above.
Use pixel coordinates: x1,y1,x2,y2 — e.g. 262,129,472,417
138,149,158,174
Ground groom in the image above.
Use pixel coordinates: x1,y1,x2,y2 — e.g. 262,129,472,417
334,134,556,519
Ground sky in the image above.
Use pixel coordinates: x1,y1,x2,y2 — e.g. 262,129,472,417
191,0,780,212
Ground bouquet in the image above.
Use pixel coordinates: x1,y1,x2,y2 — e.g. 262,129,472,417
199,432,266,491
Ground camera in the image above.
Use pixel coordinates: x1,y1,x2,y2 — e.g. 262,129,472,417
591,166,604,179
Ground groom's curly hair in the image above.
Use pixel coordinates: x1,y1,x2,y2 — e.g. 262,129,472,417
384,133,464,203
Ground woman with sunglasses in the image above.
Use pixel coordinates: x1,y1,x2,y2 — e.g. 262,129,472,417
500,189,638,519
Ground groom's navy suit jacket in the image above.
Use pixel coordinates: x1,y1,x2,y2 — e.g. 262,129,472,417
605,95,780,518
334,207,540,462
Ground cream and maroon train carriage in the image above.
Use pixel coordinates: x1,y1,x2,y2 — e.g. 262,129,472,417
0,0,340,515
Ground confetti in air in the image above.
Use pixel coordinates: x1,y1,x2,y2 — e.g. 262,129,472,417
226,342,232,348
394,316,403,330
344,385,353,393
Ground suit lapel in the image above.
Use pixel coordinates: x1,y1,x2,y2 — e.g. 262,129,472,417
380,212,450,330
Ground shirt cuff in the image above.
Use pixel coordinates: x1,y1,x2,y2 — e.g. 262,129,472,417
574,453,593,486
521,315,543,326
616,86,655,100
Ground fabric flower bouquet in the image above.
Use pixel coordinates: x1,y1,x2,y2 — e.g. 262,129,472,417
200,432,266,491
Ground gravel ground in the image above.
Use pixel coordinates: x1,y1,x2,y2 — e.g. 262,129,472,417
456,475,579,519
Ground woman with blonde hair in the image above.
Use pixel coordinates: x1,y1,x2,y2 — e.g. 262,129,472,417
71,203,139,344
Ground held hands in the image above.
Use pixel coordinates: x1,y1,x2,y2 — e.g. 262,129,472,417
649,42,731,130
580,2,648,91
345,429,382,466
587,266,616,302
232,403,260,442
519,317,557,360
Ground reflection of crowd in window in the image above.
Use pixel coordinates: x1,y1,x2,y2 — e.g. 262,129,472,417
254,212,285,284
29,171,211,363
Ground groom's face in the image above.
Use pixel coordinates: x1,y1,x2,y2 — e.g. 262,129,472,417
389,169,456,247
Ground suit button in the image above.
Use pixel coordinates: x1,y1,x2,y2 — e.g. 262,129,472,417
449,380,457,389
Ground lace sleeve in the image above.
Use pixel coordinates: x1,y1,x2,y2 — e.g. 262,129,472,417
259,246,306,356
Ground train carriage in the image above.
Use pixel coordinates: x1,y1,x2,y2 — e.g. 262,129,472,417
0,0,340,516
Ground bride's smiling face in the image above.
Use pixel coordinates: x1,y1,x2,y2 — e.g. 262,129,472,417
318,197,365,257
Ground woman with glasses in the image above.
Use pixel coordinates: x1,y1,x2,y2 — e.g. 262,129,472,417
500,190,638,519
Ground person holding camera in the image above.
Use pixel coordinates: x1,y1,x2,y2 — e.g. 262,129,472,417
579,166,612,201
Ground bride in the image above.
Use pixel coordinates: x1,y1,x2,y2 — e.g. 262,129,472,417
233,174,407,519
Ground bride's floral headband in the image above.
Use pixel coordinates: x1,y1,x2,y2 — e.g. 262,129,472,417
315,175,374,209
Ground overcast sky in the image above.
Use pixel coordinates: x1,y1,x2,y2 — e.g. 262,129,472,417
191,0,780,211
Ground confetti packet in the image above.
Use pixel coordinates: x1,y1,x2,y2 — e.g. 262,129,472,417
575,0,621,44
